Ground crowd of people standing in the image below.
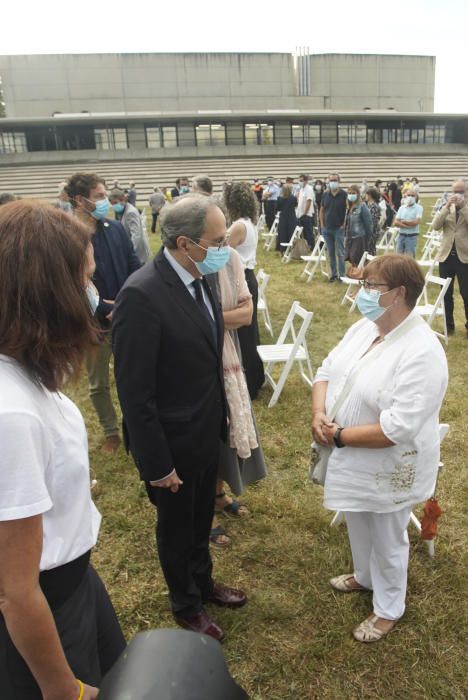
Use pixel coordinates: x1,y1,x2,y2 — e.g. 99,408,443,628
0,166,464,697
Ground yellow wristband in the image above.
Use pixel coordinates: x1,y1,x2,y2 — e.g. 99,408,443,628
76,679,84,700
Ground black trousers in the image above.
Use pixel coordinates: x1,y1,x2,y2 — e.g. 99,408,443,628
439,251,468,329
264,200,277,231
152,459,218,618
298,215,315,247
0,564,125,699
151,212,159,233
237,269,265,400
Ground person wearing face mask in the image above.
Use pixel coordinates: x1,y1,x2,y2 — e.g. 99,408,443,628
432,179,468,337
295,174,316,248
65,173,141,454
344,185,372,274
312,254,448,643
224,181,265,401
262,176,281,231
109,189,151,265
394,190,423,258
320,173,348,282
112,194,247,643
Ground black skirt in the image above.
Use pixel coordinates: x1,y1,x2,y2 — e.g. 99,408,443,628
237,268,265,400
0,552,126,699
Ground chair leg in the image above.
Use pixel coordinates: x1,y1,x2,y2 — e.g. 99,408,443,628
330,511,345,527
409,511,422,532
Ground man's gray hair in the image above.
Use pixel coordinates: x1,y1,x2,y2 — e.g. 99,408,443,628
160,193,215,249
192,174,213,195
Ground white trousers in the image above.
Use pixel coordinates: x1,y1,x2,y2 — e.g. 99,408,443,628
344,507,412,621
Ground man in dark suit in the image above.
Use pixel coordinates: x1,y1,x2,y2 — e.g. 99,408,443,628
65,172,141,454
112,194,247,642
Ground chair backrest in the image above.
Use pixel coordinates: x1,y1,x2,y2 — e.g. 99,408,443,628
377,226,398,252
282,225,303,263
418,273,452,320
269,213,279,235
256,213,266,234
256,268,270,299
276,300,313,348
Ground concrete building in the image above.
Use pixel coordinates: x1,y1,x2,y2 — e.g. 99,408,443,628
0,51,466,164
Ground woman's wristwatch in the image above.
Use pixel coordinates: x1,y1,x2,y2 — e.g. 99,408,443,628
333,427,345,448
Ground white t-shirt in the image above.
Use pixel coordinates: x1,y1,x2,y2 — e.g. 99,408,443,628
0,356,101,571
234,218,258,270
295,184,315,219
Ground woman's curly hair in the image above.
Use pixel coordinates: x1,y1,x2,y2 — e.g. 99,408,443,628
223,181,259,225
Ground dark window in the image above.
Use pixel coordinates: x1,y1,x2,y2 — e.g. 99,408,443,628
337,122,366,144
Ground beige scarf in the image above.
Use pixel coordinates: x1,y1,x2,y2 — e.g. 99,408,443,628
218,249,259,458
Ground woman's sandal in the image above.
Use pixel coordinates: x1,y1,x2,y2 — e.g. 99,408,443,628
353,615,396,643
215,491,250,518
209,525,231,548
330,574,371,592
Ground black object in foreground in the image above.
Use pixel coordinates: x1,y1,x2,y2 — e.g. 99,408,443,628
99,628,249,699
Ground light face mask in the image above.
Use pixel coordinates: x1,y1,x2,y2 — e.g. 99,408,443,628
195,245,231,275
112,202,125,214
356,287,394,322
348,194,358,203
406,196,416,206
329,181,339,191
89,197,110,220
315,185,322,192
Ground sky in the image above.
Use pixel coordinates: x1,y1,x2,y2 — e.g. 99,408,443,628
2,0,467,113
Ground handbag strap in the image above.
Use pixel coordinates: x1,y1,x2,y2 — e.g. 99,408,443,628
328,315,422,421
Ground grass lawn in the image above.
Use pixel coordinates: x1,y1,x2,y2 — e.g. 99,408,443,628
68,197,467,699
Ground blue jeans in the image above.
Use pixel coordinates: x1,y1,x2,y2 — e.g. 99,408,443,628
397,233,418,258
322,227,345,278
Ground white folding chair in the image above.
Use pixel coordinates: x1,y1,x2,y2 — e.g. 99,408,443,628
417,236,439,275
256,268,274,338
281,225,304,264
376,226,399,253
301,236,327,283
257,301,314,408
415,273,452,345
332,424,450,559
340,252,376,312
256,213,266,235
262,213,279,251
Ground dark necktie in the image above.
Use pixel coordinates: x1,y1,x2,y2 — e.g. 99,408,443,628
192,278,217,347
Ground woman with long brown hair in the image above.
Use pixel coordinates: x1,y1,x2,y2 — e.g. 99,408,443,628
0,201,125,699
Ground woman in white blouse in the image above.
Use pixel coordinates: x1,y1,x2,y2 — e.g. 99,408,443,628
0,202,125,699
312,254,448,643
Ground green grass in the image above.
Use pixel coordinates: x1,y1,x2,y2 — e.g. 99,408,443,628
68,198,467,699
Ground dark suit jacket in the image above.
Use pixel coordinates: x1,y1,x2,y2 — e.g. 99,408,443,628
91,218,141,326
112,249,227,485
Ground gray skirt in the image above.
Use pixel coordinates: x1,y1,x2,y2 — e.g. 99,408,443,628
218,415,267,496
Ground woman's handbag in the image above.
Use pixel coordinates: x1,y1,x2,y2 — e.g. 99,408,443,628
309,442,332,485
291,233,310,260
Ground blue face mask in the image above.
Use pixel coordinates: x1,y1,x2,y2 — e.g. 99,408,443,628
90,197,110,220
356,287,393,322
406,196,416,206
329,181,339,191
348,194,358,203
85,284,99,314
193,244,231,275
112,202,125,214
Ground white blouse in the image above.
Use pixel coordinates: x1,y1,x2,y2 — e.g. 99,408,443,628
0,356,101,570
314,311,448,513
233,218,258,270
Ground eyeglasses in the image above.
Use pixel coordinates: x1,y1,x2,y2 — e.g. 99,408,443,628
194,236,229,251
359,280,389,291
